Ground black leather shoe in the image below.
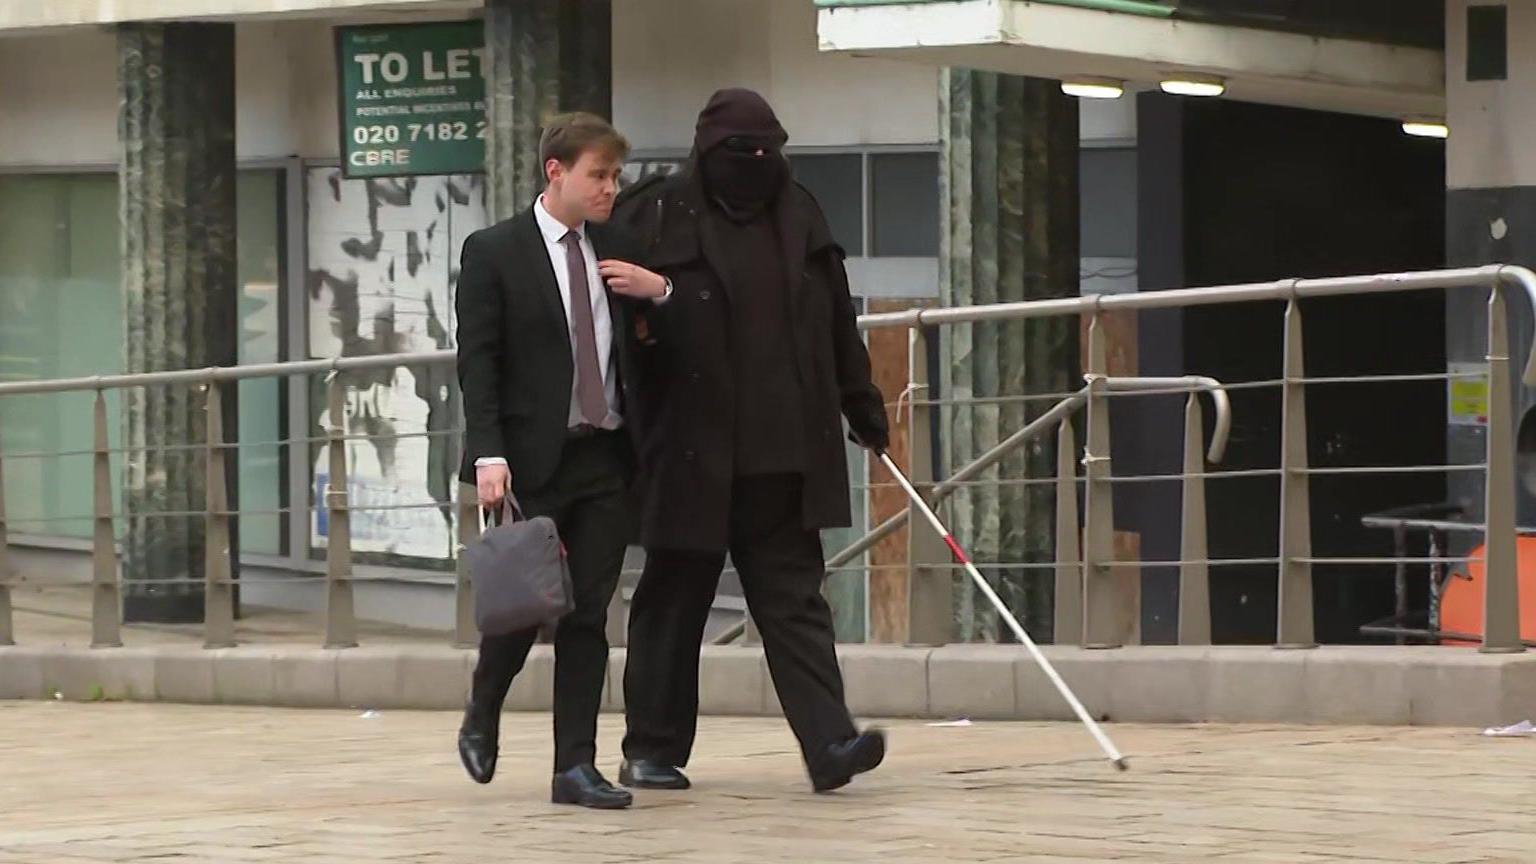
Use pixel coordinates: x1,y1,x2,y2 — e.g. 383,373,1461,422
811,729,886,793
552,764,633,809
457,707,498,785
619,759,691,790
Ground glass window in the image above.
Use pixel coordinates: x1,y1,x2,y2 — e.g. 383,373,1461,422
0,174,124,540
1080,147,1138,259
789,154,864,257
620,158,685,189
236,171,285,556
870,152,939,257
0,170,287,548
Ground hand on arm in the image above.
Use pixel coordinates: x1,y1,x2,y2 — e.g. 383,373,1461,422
599,259,672,303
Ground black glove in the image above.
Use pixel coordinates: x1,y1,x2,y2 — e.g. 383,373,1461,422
846,412,890,453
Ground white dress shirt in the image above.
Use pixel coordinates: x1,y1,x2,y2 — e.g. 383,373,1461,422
475,196,669,471
534,194,625,431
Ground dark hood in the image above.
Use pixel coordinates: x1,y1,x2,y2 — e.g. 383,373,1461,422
693,88,788,156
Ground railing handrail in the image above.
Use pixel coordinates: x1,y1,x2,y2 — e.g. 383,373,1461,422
4,264,1533,400
860,264,1536,387
1104,376,1231,462
0,352,458,398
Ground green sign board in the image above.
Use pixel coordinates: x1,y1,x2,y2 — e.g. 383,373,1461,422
335,21,487,178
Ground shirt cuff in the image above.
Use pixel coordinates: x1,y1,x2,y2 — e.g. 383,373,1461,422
651,279,674,305
474,457,508,467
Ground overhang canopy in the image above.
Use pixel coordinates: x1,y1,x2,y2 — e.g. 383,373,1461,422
817,0,1445,120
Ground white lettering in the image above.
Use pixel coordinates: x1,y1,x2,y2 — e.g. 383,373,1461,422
422,51,444,81
348,149,412,168
380,52,409,83
354,53,381,84
446,48,472,79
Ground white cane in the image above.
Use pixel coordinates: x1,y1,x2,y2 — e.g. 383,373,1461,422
876,450,1129,771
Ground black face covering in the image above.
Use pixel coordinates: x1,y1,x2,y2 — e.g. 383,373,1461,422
700,145,787,216
692,90,791,221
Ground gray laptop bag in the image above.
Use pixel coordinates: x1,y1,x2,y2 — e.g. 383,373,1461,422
463,496,574,637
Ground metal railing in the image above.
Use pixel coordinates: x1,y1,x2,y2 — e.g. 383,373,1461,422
0,354,475,648
852,264,1536,652
1,264,1533,652
713,374,1232,646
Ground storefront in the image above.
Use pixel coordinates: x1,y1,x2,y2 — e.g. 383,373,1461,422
0,0,1138,639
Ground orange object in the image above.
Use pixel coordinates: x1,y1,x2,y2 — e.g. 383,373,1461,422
1439,536,1536,645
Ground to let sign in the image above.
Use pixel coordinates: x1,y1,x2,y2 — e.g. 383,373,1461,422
336,21,487,178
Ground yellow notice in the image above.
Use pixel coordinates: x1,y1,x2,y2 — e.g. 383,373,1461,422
1449,363,1489,426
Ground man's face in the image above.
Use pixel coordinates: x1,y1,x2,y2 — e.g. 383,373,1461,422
547,148,622,223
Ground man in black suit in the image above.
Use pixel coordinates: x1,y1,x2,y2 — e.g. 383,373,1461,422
455,112,670,810
612,89,891,794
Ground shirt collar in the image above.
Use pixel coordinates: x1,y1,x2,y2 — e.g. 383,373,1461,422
535,194,586,245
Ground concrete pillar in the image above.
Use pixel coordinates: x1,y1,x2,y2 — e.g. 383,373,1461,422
939,70,1079,642
483,0,612,221
1445,1,1536,530
118,22,238,623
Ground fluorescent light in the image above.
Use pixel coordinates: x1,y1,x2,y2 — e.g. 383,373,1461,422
1061,77,1124,100
1159,75,1225,97
1402,118,1449,139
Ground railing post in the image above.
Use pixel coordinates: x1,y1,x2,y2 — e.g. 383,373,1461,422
91,389,121,648
1277,299,1316,648
203,381,235,649
1391,524,1408,646
1053,419,1082,646
905,325,951,645
0,419,12,646
1082,314,1122,649
1482,283,1523,653
324,373,358,649
454,483,479,648
606,581,628,648
1428,528,1447,641
1179,393,1212,645
741,605,761,645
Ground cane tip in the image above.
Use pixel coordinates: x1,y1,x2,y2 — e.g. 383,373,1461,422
1112,757,1130,772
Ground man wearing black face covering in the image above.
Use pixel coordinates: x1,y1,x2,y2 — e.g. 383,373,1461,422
611,88,890,794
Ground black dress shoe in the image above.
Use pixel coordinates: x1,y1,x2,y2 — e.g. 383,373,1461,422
552,764,633,809
811,728,886,793
619,759,691,790
457,707,498,785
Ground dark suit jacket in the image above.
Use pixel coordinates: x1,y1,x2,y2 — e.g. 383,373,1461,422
611,170,888,551
455,205,646,494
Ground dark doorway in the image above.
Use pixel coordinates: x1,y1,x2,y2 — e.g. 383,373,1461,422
1134,95,1446,644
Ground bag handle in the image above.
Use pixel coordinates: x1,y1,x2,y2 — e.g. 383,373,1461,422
478,490,525,531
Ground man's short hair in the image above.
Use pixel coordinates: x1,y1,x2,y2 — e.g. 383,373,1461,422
539,112,629,177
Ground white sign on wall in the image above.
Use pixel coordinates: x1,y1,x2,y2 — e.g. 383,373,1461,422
306,167,489,559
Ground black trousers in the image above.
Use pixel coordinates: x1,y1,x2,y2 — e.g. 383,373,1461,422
469,431,629,773
622,473,857,774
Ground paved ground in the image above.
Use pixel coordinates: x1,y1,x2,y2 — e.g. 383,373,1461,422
3,703,1534,863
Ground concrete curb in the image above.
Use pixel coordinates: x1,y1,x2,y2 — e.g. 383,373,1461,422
4,643,1536,727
